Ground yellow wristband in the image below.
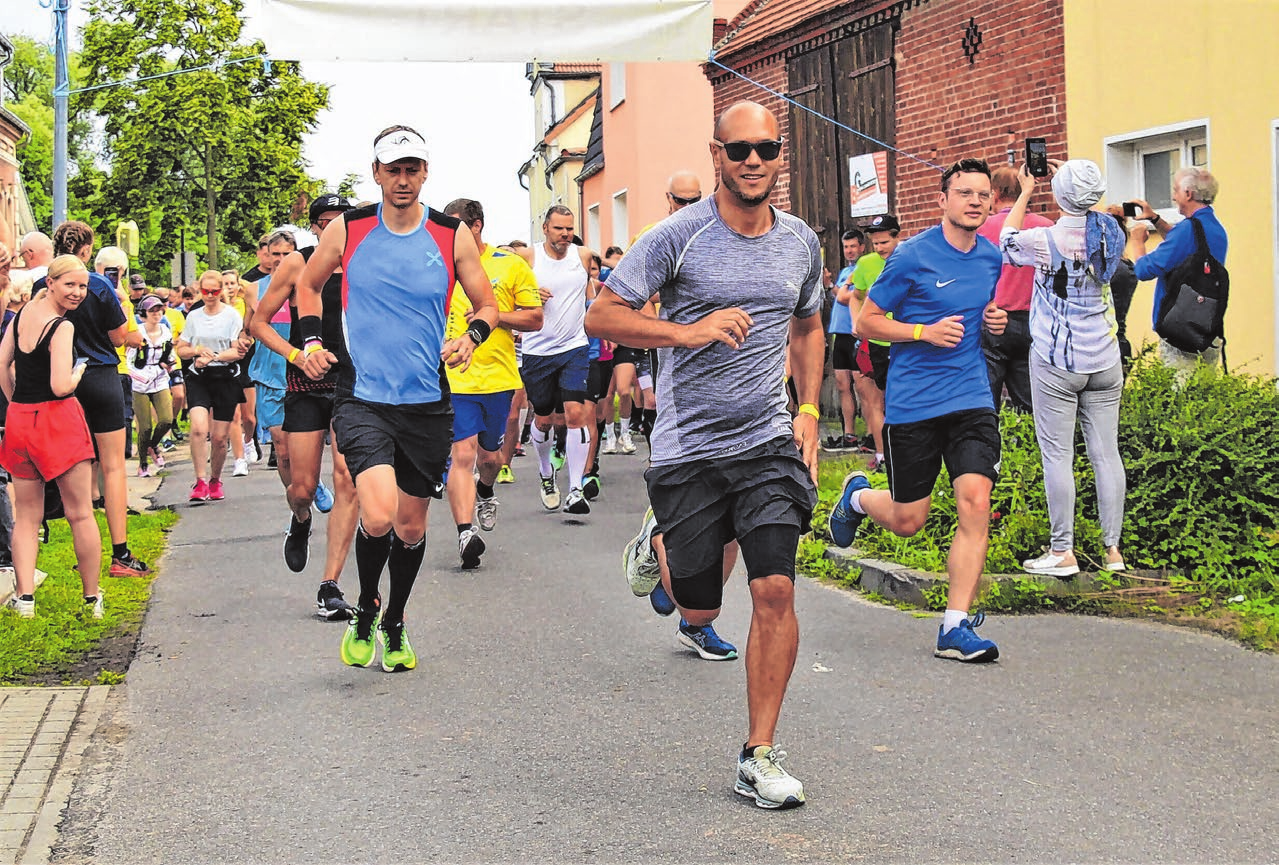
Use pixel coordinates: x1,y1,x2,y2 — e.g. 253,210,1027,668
287,347,301,364
798,403,820,420
913,323,924,341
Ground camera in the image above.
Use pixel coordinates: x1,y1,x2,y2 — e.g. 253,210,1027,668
1025,138,1048,178
1122,202,1143,219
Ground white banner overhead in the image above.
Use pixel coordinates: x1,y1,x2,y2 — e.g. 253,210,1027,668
243,0,715,63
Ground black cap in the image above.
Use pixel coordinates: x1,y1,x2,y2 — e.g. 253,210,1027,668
866,214,900,233
308,193,352,225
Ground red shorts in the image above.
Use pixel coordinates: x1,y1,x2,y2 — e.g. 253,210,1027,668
854,338,874,376
0,399,96,481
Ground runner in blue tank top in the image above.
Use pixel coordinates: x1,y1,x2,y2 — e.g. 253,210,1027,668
297,125,499,674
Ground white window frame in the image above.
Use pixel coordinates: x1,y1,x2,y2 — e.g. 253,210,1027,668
587,203,601,249
612,189,629,249
1103,118,1210,223
609,62,626,109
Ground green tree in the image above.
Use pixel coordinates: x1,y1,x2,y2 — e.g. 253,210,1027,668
77,0,328,273
336,172,361,199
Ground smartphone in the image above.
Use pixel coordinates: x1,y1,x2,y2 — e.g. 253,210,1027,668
103,266,121,287
1122,202,1142,219
1025,138,1048,178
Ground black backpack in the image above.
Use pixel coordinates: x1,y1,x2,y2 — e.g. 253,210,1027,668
1154,215,1228,361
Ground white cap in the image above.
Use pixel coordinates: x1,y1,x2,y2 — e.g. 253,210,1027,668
374,129,429,164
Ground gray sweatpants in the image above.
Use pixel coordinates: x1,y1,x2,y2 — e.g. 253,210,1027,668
1029,353,1126,550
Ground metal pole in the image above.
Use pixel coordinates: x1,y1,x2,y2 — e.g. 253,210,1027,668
52,0,70,229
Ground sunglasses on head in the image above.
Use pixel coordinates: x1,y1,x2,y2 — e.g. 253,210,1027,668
713,138,784,162
668,193,701,206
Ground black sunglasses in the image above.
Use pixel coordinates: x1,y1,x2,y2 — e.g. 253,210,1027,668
713,138,784,162
668,193,702,206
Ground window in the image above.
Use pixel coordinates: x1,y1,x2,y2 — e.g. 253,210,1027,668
587,203,600,249
1104,121,1209,219
609,63,626,109
612,190,628,248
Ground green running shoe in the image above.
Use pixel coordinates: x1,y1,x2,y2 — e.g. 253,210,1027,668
340,606,379,667
378,620,417,672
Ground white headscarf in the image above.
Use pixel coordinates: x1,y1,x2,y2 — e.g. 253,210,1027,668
1051,159,1106,216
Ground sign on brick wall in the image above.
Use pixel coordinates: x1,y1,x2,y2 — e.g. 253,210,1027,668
849,151,889,217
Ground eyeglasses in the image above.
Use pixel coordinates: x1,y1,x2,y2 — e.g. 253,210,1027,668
315,217,334,230
712,138,784,162
668,193,701,206
949,188,993,202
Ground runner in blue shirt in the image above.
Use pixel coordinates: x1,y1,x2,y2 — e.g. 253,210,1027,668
828,158,1008,663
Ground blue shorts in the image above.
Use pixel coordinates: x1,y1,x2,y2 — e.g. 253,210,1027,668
452,391,514,452
521,346,590,416
256,384,286,430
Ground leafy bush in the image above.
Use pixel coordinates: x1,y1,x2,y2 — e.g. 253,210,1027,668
843,354,1279,607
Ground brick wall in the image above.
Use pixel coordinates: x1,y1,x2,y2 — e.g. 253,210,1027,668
707,54,792,212
895,0,1065,235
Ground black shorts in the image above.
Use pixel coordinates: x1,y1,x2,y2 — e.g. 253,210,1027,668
185,368,246,423
587,358,614,403
645,437,817,612
869,341,890,391
612,346,645,366
332,397,452,499
169,368,185,388
75,365,126,434
831,334,857,371
236,344,255,388
882,408,1000,504
283,390,336,434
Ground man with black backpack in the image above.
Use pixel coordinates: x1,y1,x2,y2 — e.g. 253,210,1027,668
1131,167,1228,372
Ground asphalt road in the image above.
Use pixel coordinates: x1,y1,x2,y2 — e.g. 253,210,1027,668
55,446,1279,864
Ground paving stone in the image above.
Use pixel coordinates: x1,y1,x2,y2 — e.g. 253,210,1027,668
5,785,44,801
12,770,50,788
0,799,41,815
0,812,34,832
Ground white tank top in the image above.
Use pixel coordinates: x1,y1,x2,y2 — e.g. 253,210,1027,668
522,243,588,356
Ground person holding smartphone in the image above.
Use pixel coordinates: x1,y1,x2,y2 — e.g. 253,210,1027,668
0,255,103,618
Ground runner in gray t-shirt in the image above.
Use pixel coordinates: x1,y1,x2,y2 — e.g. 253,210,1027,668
587,101,826,810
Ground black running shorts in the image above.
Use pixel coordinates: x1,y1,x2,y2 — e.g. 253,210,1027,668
882,408,1000,504
75,365,126,434
185,367,246,423
831,334,857,371
283,390,335,434
332,397,452,499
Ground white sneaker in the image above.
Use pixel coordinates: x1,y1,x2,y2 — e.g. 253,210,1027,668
601,437,617,455
245,440,260,463
562,488,590,515
85,592,104,620
538,475,561,511
458,525,485,570
619,431,636,455
735,745,805,809
9,595,35,618
232,458,250,477
622,508,660,596
476,495,499,532
1022,550,1080,577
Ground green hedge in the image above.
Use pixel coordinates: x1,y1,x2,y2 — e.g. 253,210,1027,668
844,353,1279,604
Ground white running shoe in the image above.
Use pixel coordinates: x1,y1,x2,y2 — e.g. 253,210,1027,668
245,440,260,463
476,495,499,532
458,526,486,570
232,458,250,477
562,488,590,515
538,475,561,511
619,431,636,455
1022,550,1080,577
622,508,661,597
9,595,35,618
601,437,617,455
735,745,805,810
85,592,105,620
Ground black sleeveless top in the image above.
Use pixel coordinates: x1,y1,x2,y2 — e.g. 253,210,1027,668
11,308,72,404
286,246,348,393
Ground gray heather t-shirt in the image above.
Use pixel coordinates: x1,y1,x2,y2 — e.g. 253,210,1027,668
606,196,823,466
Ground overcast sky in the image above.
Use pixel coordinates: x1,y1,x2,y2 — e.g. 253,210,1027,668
7,1,535,244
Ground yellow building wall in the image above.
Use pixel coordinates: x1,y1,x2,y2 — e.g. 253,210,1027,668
527,77,598,242
1064,0,1279,374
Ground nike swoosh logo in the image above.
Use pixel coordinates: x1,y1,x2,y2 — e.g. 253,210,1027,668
936,279,956,288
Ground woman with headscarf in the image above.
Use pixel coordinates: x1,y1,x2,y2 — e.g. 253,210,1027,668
1000,158,1127,577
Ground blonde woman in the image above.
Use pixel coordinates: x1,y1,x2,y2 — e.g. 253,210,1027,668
0,255,103,618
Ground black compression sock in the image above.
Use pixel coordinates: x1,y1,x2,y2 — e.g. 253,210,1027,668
456,523,473,535
476,480,494,499
354,522,392,612
383,533,426,625
112,542,128,559
642,408,657,430
555,426,567,453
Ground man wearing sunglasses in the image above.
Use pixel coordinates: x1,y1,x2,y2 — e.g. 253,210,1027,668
588,101,824,810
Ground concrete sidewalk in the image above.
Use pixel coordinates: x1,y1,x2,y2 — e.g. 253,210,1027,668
0,688,108,865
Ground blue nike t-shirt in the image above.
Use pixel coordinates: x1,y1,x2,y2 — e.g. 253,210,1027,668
868,225,1002,425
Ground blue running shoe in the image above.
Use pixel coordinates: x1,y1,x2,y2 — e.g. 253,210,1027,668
828,471,871,548
677,619,738,661
314,479,334,514
649,582,676,617
934,612,1000,663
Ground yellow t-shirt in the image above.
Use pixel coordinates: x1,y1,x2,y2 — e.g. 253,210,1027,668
164,307,185,369
445,245,541,395
115,296,138,374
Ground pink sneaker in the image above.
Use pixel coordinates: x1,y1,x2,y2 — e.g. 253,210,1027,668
190,478,210,502
208,479,225,501
138,465,152,478
152,450,165,469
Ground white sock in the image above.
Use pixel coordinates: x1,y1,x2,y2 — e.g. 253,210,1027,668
941,609,968,634
566,427,589,491
875,452,883,462
850,488,867,515
530,425,554,478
